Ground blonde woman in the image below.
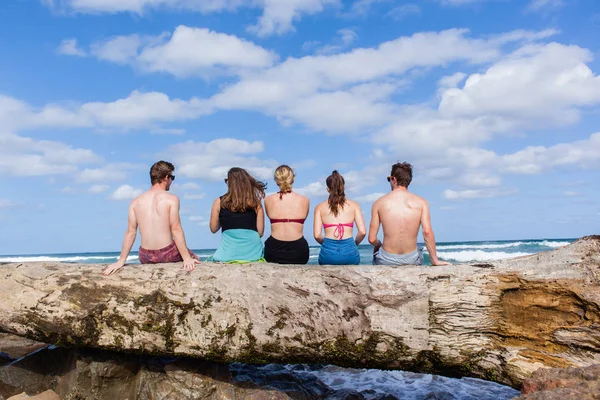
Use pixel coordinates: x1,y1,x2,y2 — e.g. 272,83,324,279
264,165,310,264
314,170,366,265
209,167,266,262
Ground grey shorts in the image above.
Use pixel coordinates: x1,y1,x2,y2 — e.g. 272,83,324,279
373,247,424,266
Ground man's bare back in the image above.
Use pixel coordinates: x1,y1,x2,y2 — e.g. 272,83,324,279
368,162,449,266
103,161,199,276
134,190,178,250
374,190,425,255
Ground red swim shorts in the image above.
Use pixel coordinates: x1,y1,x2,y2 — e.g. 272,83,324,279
138,241,196,264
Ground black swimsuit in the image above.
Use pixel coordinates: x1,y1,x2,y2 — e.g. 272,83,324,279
264,214,309,265
264,236,310,264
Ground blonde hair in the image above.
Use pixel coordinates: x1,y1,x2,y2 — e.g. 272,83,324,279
274,165,294,193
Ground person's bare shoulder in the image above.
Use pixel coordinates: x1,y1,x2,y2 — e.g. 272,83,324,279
294,192,309,203
405,192,427,209
314,200,326,211
371,194,385,208
130,190,149,208
157,191,179,207
264,193,276,205
408,191,426,203
346,199,360,209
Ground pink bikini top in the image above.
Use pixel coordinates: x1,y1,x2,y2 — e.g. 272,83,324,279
323,222,354,240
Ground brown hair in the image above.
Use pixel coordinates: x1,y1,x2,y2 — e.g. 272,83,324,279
150,160,174,185
221,167,267,212
390,162,413,187
274,165,294,194
326,170,346,217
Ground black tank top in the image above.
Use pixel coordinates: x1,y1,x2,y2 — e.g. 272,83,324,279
219,203,258,232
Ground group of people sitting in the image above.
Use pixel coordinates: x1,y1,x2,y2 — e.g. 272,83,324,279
102,161,449,276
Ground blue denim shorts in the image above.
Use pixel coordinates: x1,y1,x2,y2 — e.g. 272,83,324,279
318,238,361,265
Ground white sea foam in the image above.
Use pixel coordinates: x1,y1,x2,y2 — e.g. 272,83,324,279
437,242,527,250
436,250,533,262
286,365,518,400
437,240,571,250
538,240,571,248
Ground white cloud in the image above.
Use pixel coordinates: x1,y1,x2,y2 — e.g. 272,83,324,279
526,0,564,13
316,28,358,55
346,0,387,16
45,0,339,37
437,72,467,92
456,172,501,188
564,191,581,197
183,193,206,200
77,91,212,129
362,37,600,193
439,43,600,125
0,131,102,177
179,182,201,190
438,0,486,5
90,26,277,78
1,91,212,134
355,192,386,203
76,163,141,183
91,35,143,64
292,159,318,169
387,4,421,20
442,188,517,201
490,29,558,46
0,199,16,209
189,215,209,226
110,185,143,201
88,184,110,194
341,168,383,193
162,138,278,182
500,132,600,174
60,186,78,194
247,0,339,37
211,28,535,133
295,181,327,197
57,38,86,56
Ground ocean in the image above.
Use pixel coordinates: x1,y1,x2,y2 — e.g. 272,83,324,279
0,238,574,265
0,238,573,399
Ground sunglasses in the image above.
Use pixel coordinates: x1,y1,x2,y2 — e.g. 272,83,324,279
387,176,392,182
224,178,228,184
168,174,175,181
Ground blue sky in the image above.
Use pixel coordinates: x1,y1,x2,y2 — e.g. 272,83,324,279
1,0,599,254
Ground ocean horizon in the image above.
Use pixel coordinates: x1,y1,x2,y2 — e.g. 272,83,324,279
0,238,575,265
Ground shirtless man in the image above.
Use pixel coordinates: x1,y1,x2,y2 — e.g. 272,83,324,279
368,162,450,266
102,161,199,276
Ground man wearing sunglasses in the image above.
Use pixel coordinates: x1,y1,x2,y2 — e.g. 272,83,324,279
103,160,200,275
368,162,449,266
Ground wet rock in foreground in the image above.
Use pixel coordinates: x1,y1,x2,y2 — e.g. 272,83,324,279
516,364,600,399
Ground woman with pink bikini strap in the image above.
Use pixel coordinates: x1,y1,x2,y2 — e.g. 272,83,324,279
313,170,366,265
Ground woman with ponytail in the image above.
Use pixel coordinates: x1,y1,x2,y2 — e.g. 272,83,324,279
263,165,310,264
209,167,266,262
313,171,366,265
